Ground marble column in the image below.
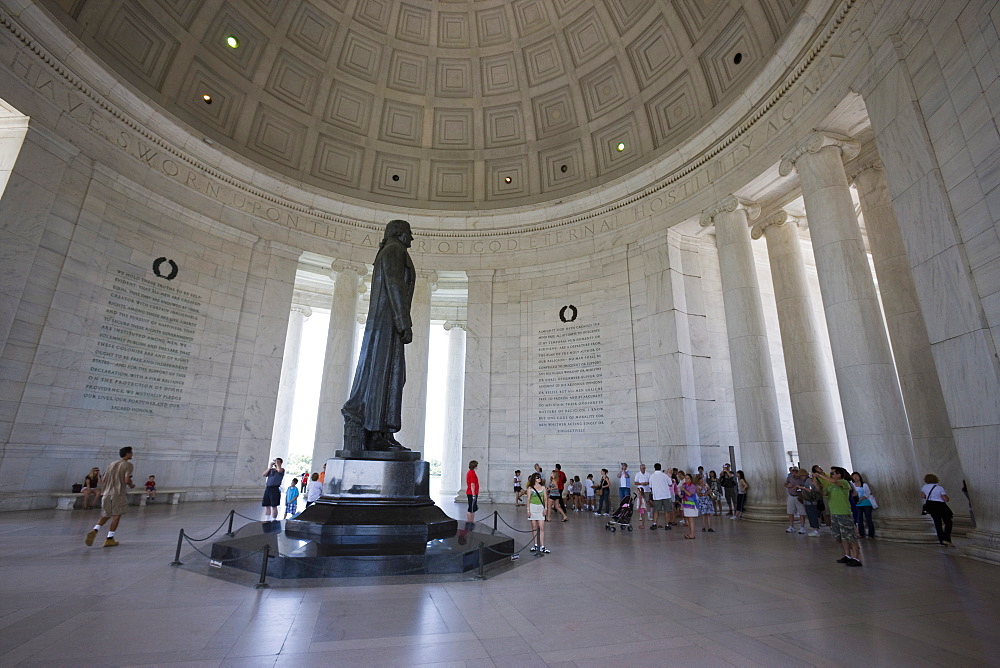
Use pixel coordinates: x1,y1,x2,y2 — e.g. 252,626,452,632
226,240,302,495
700,197,786,521
461,270,494,503
268,305,311,465
397,270,436,454
851,160,965,512
0,124,76,446
781,132,922,540
311,261,367,468
859,33,1000,561
751,212,842,469
440,321,467,500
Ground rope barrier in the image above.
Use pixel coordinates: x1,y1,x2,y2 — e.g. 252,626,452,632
493,512,536,534
181,533,271,564
181,510,237,542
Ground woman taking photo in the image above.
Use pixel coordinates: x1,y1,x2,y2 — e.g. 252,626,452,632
921,473,954,546
525,472,549,553
851,471,877,538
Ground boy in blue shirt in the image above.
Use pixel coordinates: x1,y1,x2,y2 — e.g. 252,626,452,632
284,478,299,518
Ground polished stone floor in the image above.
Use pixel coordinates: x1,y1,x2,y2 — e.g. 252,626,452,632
2,491,999,667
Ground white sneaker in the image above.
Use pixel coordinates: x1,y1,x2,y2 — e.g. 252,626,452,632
730,516,737,520
808,530,820,537
786,526,795,533
798,528,807,534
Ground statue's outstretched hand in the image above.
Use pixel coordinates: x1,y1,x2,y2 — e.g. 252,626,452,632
400,327,413,344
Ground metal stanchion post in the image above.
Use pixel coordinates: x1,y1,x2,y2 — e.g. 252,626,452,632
226,509,235,536
169,529,184,566
493,511,498,532
476,542,486,580
254,544,271,589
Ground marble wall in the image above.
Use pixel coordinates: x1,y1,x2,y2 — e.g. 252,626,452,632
0,155,297,509
478,230,759,501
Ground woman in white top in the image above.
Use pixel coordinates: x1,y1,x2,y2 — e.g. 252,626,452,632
851,472,877,539
921,473,953,546
306,472,323,507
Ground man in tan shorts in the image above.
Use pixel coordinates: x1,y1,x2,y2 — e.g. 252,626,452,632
85,446,135,547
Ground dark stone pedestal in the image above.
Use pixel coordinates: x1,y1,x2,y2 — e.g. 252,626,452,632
210,520,513,578
210,456,511,579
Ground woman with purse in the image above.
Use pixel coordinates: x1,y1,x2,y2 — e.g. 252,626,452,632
547,471,568,522
82,467,102,509
797,474,823,537
921,473,953,546
525,473,549,553
851,471,877,539
708,470,723,516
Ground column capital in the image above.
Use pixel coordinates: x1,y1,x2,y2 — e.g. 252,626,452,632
779,132,860,176
290,305,313,318
417,269,439,292
444,321,467,331
846,157,884,183
750,211,802,240
699,196,760,227
330,260,369,279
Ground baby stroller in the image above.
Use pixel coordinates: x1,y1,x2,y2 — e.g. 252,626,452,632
606,493,635,532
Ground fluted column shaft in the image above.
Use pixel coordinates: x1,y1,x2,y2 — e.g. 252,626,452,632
752,213,842,469
852,163,964,500
782,134,921,539
311,262,367,467
701,198,786,520
440,322,467,499
461,270,494,502
269,305,311,464
397,270,436,453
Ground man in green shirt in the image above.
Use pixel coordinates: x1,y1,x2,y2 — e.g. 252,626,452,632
814,466,862,567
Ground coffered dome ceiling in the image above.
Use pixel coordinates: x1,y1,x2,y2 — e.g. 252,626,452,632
48,0,806,210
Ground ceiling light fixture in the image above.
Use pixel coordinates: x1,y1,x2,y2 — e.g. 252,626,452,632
226,36,240,49
504,176,512,183
616,142,625,151
202,94,213,104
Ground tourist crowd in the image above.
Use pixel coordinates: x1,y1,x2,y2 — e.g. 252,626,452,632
507,461,961,566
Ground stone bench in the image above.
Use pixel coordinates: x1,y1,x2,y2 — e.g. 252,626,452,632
52,489,186,510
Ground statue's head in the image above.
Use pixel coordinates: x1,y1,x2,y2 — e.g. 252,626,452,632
382,219,413,248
